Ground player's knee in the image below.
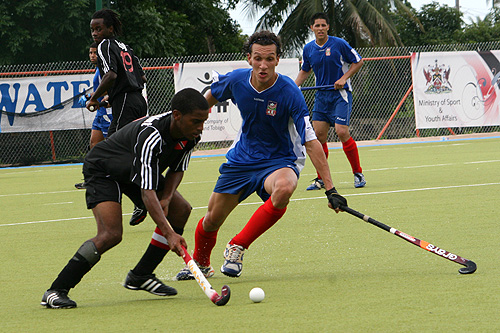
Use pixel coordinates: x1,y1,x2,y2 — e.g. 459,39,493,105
272,184,294,206
167,202,192,227
202,213,224,231
98,230,122,249
177,202,192,221
335,126,350,141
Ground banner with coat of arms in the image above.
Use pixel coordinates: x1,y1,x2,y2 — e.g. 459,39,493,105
411,51,500,129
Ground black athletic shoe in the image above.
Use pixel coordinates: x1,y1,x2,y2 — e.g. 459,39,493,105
74,182,85,189
41,289,77,309
129,206,147,226
123,270,177,296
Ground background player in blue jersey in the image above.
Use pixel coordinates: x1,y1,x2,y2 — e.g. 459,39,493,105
174,31,347,280
295,12,366,190
75,42,113,189
87,42,113,146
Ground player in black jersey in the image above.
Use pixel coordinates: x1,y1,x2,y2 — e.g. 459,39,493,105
87,9,149,226
41,88,210,309
87,9,147,136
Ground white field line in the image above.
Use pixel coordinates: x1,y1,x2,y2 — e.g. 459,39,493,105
2,159,500,198
2,182,499,228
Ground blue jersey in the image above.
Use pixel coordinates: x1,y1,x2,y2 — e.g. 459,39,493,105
93,67,112,118
211,68,316,172
301,36,362,91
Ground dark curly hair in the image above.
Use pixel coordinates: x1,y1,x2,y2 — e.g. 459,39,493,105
92,9,122,36
244,30,282,56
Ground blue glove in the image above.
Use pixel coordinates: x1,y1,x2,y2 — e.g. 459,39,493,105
78,95,88,107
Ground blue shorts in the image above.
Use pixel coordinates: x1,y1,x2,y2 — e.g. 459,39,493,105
213,160,300,202
312,89,353,126
91,109,113,137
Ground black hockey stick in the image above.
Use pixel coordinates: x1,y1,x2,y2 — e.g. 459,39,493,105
340,205,477,274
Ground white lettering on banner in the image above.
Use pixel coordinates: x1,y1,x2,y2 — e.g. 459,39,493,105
0,74,95,133
173,59,300,142
411,51,500,129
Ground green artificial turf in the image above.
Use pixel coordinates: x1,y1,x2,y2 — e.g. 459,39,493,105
1,137,499,332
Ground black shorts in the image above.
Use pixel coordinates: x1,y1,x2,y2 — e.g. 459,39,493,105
108,91,147,136
84,173,165,209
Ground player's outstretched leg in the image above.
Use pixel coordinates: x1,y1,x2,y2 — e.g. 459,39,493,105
176,217,218,280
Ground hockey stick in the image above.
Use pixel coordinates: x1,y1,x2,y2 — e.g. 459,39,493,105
340,205,477,274
300,84,336,91
181,246,231,306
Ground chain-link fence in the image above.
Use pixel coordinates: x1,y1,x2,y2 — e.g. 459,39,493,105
1,42,500,167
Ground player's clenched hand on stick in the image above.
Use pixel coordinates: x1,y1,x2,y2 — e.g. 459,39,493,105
165,232,187,257
325,187,347,213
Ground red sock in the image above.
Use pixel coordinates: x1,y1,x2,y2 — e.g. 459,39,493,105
193,217,218,267
230,199,287,249
150,227,171,250
342,137,362,174
317,142,329,179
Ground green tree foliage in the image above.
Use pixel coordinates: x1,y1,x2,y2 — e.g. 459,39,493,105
0,0,245,65
0,0,94,65
455,8,500,43
236,0,419,52
392,1,463,46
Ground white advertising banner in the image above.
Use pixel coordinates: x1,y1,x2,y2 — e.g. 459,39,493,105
173,59,300,142
411,51,500,129
0,74,95,133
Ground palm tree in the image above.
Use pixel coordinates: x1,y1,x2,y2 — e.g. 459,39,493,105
487,0,500,8
237,0,421,52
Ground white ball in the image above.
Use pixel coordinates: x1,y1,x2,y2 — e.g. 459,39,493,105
249,287,265,303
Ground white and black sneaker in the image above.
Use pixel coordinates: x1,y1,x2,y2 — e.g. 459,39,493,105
41,289,77,309
123,270,177,296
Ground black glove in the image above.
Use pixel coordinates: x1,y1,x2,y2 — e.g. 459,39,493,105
325,187,347,210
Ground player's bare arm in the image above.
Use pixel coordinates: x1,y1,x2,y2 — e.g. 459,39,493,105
204,89,219,108
141,189,187,256
304,139,334,190
158,170,184,216
295,69,311,87
87,71,117,111
334,59,364,90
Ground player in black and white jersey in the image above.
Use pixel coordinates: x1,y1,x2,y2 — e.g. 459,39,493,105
87,9,149,226
87,9,147,136
41,88,209,309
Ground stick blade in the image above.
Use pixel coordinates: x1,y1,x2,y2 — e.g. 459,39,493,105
213,285,231,306
458,260,477,274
